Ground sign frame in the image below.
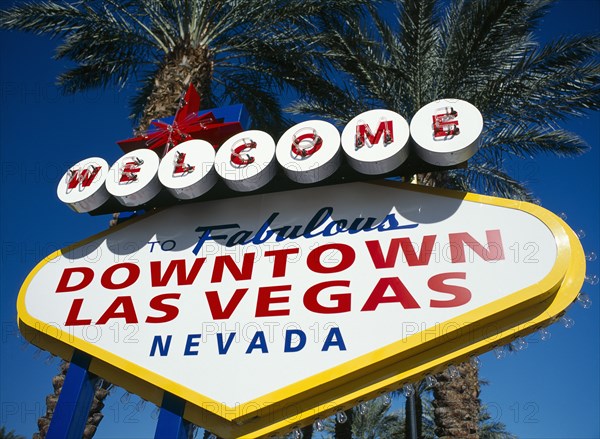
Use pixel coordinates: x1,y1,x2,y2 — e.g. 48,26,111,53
17,181,585,438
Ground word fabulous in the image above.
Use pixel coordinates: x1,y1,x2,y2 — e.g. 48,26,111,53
57,99,483,213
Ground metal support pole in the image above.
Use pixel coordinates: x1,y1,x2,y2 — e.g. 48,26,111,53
47,350,98,439
155,392,190,439
406,392,418,439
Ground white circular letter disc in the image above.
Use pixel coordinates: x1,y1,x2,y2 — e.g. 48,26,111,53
276,120,341,184
214,130,276,192
57,157,110,213
410,98,483,166
158,140,217,200
106,148,161,207
341,109,410,175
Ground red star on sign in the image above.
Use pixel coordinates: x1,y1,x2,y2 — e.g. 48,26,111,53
117,84,245,156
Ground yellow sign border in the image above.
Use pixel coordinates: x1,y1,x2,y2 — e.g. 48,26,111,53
17,182,585,438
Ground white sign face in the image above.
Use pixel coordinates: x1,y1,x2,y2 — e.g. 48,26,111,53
410,98,483,166
56,157,110,213
341,109,410,174
28,183,582,438
158,139,217,200
214,130,277,192
106,148,161,206
275,120,341,183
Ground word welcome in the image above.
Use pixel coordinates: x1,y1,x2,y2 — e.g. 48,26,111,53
57,100,483,213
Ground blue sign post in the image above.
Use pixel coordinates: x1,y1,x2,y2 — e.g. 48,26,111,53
46,350,98,439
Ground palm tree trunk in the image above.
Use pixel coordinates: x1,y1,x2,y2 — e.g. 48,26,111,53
33,361,112,439
404,392,422,439
33,361,66,438
138,46,214,131
432,362,480,438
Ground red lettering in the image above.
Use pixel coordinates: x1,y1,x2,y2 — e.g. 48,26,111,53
96,296,138,325
304,280,351,314
366,235,436,268
361,277,420,311
428,272,471,308
399,236,436,266
449,230,505,263
119,161,142,183
146,293,181,323
56,267,94,293
101,263,140,290
65,298,92,326
205,288,248,319
432,108,460,138
265,248,300,277
173,152,195,174
67,166,101,189
307,243,355,274
211,253,255,283
255,285,291,317
150,258,205,287
356,120,393,147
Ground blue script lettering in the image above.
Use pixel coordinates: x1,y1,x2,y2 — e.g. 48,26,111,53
192,207,418,255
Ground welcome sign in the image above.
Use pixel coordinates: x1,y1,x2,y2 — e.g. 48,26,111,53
56,99,483,213
18,181,584,438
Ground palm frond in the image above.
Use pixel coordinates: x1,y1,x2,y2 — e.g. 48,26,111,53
289,0,599,201
482,125,590,159
0,1,84,36
1,0,373,127
397,0,439,110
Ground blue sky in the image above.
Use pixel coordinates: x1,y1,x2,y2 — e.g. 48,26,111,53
0,1,598,438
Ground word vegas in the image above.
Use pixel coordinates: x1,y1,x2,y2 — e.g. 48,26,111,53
57,100,483,213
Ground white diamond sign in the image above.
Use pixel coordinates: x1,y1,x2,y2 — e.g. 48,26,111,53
18,181,584,438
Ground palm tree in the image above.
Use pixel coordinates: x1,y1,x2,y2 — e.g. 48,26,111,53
320,400,403,438
410,390,516,439
32,360,114,439
0,0,367,133
478,407,517,439
287,0,600,436
350,400,404,439
0,1,368,437
0,426,26,439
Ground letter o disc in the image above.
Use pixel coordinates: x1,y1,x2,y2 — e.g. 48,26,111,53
276,120,341,184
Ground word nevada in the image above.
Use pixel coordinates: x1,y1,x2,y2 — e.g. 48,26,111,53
57,99,483,213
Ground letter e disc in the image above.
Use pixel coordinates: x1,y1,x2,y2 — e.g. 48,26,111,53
341,109,410,175
158,139,217,200
106,148,161,207
410,98,483,166
215,130,277,192
57,157,110,213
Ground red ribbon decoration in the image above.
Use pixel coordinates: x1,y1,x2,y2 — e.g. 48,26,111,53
117,84,243,157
